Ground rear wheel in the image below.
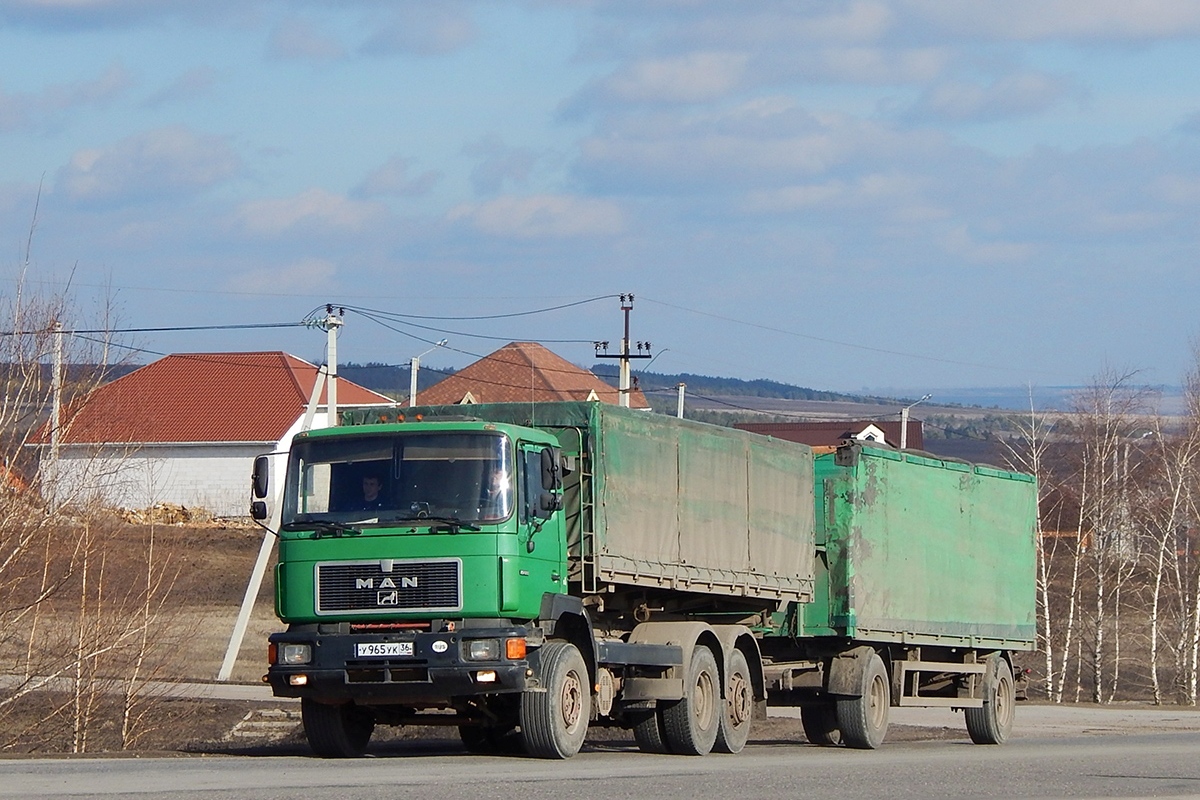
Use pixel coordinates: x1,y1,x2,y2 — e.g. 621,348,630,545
800,701,840,746
715,649,753,754
301,698,375,758
965,656,1015,745
836,651,889,750
520,642,591,759
631,706,671,754
661,646,721,756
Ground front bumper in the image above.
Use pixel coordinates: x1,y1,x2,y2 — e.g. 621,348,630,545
267,625,533,704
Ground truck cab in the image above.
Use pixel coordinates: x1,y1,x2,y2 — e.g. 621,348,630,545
258,419,568,754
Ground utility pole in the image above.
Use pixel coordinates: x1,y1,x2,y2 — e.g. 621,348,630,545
409,339,448,408
48,319,63,509
676,383,686,419
595,294,652,408
318,306,343,427
899,393,931,450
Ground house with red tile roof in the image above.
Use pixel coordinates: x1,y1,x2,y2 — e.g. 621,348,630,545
415,341,650,408
41,352,393,516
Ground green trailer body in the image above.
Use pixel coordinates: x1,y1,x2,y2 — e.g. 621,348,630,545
385,401,816,604
797,443,1037,650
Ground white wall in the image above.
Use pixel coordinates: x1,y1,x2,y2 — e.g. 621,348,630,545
47,404,395,518
53,442,274,517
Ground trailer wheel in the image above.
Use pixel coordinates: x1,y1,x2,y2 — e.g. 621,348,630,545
631,707,671,754
965,656,1015,745
836,651,889,749
520,641,591,758
301,698,375,758
800,702,840,746
661,645,721,756
714,649,753,754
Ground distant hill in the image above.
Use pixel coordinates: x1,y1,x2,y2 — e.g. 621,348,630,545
589,364,900,404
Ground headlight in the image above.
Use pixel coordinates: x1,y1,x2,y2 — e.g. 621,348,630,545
465,639,500,661
279,643,312,665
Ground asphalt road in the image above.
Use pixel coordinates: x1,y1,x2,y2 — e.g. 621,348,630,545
3,705,1200,800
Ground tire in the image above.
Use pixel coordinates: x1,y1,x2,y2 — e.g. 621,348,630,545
459,725,520,755
836,651,889,750
520,642,591,759
631,706,671,754
301,698,375,758
714,649,753,754
965,656,1015,745
661,645,721,756
800,701,840,746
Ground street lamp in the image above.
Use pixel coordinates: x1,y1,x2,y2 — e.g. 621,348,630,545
409,339,448,407
899,393,931,450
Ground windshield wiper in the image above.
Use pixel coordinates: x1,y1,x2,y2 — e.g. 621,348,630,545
387,515,480,533
281,520,364,538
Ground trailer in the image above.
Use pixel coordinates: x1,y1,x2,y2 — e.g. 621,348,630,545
252,401,1036,757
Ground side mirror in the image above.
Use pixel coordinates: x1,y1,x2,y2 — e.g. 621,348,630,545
252,455,270,499
540,448,562,491
250,455,272,522
536,491,562,519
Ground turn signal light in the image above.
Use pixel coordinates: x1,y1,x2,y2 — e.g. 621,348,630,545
506,638,527,660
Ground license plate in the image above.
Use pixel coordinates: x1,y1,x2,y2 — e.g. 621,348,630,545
356,642,413,658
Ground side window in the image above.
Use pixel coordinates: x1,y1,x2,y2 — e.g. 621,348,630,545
520,448,543,523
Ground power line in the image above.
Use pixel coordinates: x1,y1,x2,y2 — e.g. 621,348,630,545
640,296,1055,377
0,321,306,337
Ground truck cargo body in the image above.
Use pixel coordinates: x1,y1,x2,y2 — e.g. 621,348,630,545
257,401,1037,758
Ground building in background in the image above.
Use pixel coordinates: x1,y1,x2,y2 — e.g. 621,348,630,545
36,352,393,517
416,341,650,408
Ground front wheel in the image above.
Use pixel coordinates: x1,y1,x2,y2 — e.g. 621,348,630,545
661,645,721,756
836,651,889,749
301,698,375,758
965,656,1015,744
520,641,591,758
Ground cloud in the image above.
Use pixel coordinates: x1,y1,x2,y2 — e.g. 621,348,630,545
353,156,440,198
448,194,625,239
938,225,1034,264
462,136,536,194
55,125,241,205
590,51,750,105
235,188,388,236
0,0,240,29
141,66,217,109
0,62,130,132
575,99,951,192
359,6,475,57
268,16,346,62
908,71,1083,122
230,258,337,294
902,0,1200,41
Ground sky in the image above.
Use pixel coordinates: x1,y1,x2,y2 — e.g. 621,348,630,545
2,1,1199,399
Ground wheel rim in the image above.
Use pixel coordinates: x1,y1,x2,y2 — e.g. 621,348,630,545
560,668,584,733
693,667,716,730
867,672,888,732
995,672,1013,730
728,672,752,727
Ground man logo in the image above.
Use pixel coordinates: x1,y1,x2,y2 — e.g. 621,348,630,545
355,576,419,589
377,591,399,606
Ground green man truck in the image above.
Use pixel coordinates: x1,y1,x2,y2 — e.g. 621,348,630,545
251,401,1036,758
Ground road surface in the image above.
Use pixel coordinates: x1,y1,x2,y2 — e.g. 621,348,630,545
2,704,1200,799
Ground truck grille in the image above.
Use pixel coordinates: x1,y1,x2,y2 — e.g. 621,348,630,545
315,559,462,615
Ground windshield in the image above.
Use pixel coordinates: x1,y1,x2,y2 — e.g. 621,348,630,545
281,431,513,527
